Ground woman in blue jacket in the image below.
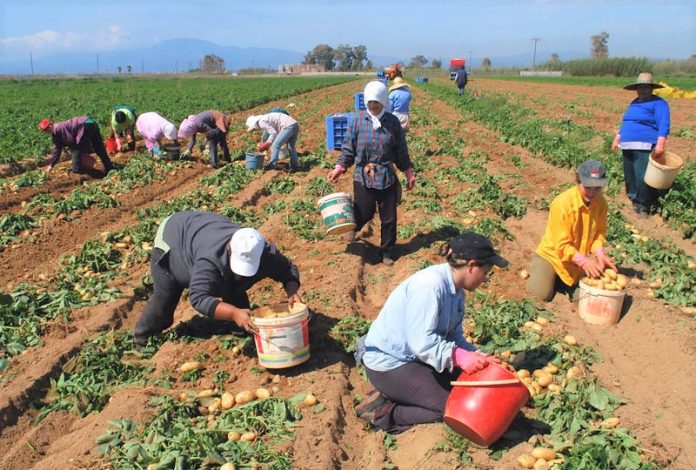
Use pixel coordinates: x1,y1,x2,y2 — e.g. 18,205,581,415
611,72,670,217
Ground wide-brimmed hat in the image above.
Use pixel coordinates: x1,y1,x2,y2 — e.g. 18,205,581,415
389,77,410,92
623,72,664,90
245,115,262,132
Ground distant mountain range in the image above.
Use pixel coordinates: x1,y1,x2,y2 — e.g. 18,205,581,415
0,38,590,75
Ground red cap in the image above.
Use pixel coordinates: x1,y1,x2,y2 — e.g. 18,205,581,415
39,119,52,131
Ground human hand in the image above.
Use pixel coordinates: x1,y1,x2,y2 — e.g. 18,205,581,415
593,247,618,273
611,134,621,153
453,348,491,374
327,164,346,183
287,292,302,308
654,137,666,158
574,253,602,279
115,138,123,152
180,150,190,159
257,141,271,152
405,167,415,190
232,308,256,333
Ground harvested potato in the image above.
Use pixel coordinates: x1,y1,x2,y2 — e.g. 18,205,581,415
523,321,536,329
240,431,257,442
535,316,549,326
208,398,221,414
522,376,533,385
536,374,553,387
604,268,618,280
596,280,605,290
303,393,318,407
255,388,271,400
516,369,531,379
616,274,628,289
179,361,201,373
531,447,556,461
543,364,558,374
519,269,530,279
530,323,543,332
227,431,241,441
548,384,561,392
517,454,536,468
687,261,696,270
220,463,236,470
563,335,577,346
600,417,620,428
235,390,255,405
567,366,582,379
198,389,216,398
533,459,550,470
221,392,235,410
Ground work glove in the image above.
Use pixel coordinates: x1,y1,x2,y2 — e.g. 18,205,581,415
611,134,621,153
152,146,163,158
453,348,491,374
405,167,416,190
574,252,602,279
654,137,666,158
593,247,618,273
180,150,190,159
327,164,346,183
257,141,271,152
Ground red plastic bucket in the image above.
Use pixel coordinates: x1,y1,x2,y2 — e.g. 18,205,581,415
80,153,96,170
105,137,117,154
443,363,530,446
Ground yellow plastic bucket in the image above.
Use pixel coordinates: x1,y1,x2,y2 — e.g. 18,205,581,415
644,151,683,190
317,192,356,235
252,302,310,369
577,281,626,326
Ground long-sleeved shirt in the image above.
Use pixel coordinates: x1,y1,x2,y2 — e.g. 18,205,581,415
187,110,229,152
337,111,412,190
618,96,670,150
535,186,608,286
111,105,136,133
363,263,476,373
136,112,175,151
388,88,411,113
256,112,298,144
159,211,300,317
48,116,89,167
455,69,468,86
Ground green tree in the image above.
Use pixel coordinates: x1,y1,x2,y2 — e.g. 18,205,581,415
591,32,609,59
353,45,368,70
200,54,225,73
431,58,442,69
334,44,356,71
409,55,428,68
303,44,336,70
481,57,492,69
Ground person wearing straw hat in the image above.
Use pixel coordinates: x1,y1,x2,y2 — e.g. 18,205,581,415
135,112,179,158
388,77,412,132
327,80,415,266
611,72,671,218
245,111,300,171
527,160,618,302
38,117,115,175
133,211,302,350
352,232,508,432
178,110,232,168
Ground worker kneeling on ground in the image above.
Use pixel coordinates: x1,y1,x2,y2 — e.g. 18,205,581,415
527,160,618,302
134,211,302,350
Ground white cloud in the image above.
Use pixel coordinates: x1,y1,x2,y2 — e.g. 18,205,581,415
0,25,130,57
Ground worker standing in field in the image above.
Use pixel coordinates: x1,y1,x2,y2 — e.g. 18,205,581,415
133,211,302,349
178,110,231,168
454,66,468,96
107,104,137,153
353,232,507,432
611,72,671,218
526,160,618,302
135,112,179,158
327,80,415,266
245,111,300,171
388,77,412,132
39,117,115,174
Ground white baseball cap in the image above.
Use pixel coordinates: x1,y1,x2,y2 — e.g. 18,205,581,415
229,228,265,276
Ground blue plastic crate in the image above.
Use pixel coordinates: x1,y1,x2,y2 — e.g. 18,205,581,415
354,92,365,111
376,70,385,78
415,77,429,83
325,113,356,150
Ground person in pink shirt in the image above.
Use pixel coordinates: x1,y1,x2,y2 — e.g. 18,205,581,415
135,112,179,157
245,112,300,171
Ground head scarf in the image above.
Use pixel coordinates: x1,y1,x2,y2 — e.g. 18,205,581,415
178,116,197,139
245,115,262,131
163,122,178,141
364,80,388,129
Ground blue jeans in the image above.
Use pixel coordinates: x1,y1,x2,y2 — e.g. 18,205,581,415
622,148,658,207
268,123,300,168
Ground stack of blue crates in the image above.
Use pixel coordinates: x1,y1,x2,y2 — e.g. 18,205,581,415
325,113,355,151
354,92,365,111
415,77,429,83
376,70,386,78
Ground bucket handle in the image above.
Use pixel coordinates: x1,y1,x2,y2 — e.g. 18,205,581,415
578,289,622,300
450,379,520,387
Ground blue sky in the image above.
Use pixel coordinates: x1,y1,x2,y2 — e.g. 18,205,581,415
1,0,694,62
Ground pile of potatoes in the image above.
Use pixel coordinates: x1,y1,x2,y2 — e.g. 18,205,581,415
580,268,627,291
517,447,559,469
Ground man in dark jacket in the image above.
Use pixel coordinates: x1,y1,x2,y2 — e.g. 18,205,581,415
134,211,302,349
455,66,468,96
39,117,115,174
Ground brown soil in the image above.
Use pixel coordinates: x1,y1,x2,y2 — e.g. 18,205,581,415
0,78,695,470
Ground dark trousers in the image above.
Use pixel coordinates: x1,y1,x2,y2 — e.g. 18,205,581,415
208,132,231,167
353,181,398,258
365,362,458,434
133,248,248,347
75,122,114,172
622,148,658,208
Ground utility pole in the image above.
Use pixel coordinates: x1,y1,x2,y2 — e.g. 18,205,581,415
96,54,100,74
531,37,541,68
141,57,145,74
468,50,473,73
175,60,178,74
29,50,34,76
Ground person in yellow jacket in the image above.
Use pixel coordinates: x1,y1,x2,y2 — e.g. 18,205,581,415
527,160,618,301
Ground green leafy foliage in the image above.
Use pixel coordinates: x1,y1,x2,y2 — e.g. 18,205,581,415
329,316,372,353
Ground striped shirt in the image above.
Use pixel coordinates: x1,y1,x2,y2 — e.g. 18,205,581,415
337,111,412,190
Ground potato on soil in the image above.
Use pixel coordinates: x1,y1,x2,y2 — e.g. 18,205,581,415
516,369,531,379
533,459,550,470
235,390,255,405
255,388,271,399
518,269,530,279
566,366,582,379
600,417,620,428
197,389,215,398
303,393,318,407
536,374,553,387
543,364,558,374
227,431,241,441
531,447,555,461
220,463,236,470
563,335,577,346
517,454,536,468
535,316,549,326
240,431,257,442
221,392,235,409
179,361,201,373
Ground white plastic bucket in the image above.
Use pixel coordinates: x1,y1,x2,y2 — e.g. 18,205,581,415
317,192,356,235
577,281,626,326
644,151,683,190
252,302,310,369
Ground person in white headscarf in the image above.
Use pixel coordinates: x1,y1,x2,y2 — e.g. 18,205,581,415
327,80,416,266
135,112,179,157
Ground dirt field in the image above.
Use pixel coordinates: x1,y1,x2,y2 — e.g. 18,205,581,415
0,78,694,469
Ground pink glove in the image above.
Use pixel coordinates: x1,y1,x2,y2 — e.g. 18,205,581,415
257,141,271,152
574,253,602,278
611,134,621,153
405,167,415,190
327,164,346,183
453,348,490,374
115,137,123,152
654,137,666,158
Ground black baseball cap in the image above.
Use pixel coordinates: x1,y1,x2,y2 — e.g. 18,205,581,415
449,232,509,268
577,160,608,187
